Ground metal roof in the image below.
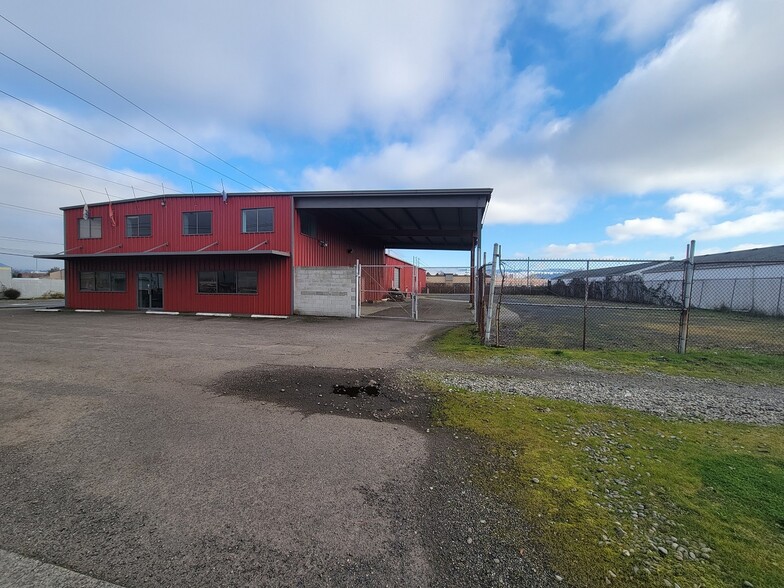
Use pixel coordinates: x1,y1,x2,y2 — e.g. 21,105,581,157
555,261,668,280
61,188,492,252
294,189,492,250
35,250,290,260
643,244,784,273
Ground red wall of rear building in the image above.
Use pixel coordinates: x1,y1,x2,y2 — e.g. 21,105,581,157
384,254,426,294
64,194,292,255
65,255,291,315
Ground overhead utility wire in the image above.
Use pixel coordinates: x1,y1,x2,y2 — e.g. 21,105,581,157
0,128,181,193
0,50,257,192
0,234,61,245
0,146,159,195
0,89,218,192
0,250,41,258
0,201,61,217
0,163,128,199
0,13,276,192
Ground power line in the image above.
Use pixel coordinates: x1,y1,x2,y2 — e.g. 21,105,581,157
0,249,50,259
0,49,259,191
0,163,127,199
0,146,159,194
0,200,61,217
0,128,182,193
0,13,276,192
0,88,219,192
0,235,62,245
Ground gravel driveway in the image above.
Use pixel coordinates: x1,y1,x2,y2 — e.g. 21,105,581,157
2,310,779,587
0,311,557,588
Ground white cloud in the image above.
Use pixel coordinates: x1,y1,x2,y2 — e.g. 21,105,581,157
541,242,596,257
697,210,784,240
561,1,784,194
546,0,705,44
2,0,513,135
606,192,726,242
302,0,784,235
730,242,775,252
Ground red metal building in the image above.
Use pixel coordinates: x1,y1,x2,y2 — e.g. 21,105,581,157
384,254,426,295
39,189,491,317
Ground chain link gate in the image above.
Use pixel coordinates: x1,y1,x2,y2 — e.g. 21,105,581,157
357,263,475,324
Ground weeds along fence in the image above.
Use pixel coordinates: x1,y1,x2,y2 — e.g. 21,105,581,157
482,256,784,354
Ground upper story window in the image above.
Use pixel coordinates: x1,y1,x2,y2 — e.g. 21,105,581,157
242,208,274,233
300,212,317,238
183,211,212,235
78,217,102,239
126,214,152,237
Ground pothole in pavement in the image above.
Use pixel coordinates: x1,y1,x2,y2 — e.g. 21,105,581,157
211,366,430,427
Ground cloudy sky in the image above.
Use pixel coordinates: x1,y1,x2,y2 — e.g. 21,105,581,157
1,0,782,268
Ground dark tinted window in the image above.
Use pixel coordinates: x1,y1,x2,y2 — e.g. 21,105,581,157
197,271,257,294
126,214,152,237
183,211,212,235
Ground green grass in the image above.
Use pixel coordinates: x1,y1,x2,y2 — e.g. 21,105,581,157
432,387,784,587
436,325,784,386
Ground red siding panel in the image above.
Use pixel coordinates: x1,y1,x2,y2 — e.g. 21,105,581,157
293,210,384,267
66,255,291,315
65,195,292,255
384,254,426,294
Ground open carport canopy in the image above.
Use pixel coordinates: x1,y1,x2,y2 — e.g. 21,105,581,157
294,188,492,250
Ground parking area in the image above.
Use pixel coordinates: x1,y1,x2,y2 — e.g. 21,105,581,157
0,311,435,586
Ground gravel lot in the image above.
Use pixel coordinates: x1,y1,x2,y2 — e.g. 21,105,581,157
0,310,558,588
2,309,779,587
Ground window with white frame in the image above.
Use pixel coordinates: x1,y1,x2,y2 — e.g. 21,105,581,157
78,217,102,239
242,208,274,233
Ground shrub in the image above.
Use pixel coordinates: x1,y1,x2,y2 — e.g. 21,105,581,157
3,288,21,300
40,291,65,299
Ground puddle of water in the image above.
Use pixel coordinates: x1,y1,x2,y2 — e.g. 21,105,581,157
332,380,380,398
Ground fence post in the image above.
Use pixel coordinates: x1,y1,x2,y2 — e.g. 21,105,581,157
355,259,361,318
678,240,696,353
582,260,589,351
483,244,500,345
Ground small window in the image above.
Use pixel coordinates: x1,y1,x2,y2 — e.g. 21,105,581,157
300,212,317,238
79,271,126,292
126,214,152,237
198,271,218,293
242,208,274,233
80,271,96,291
197,270,257,294
237,271,258,294
78,218,102,239
183,211,212,235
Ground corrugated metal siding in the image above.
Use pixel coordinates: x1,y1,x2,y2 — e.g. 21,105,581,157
66,255,291,315
384,254,426,294
294,211,384,267
64,195,292,255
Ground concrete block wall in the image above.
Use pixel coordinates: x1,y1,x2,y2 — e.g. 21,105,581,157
293,267,356,317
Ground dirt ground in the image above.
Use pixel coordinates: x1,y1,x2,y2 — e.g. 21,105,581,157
0,310,556,587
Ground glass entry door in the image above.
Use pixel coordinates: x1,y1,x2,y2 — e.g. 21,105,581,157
137,272,164,309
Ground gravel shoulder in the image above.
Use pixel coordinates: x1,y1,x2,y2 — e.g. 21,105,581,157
414,353,784,425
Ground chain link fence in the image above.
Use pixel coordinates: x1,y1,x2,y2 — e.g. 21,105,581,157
482,257,784,354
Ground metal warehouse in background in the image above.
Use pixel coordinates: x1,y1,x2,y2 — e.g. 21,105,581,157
37,188,491,319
